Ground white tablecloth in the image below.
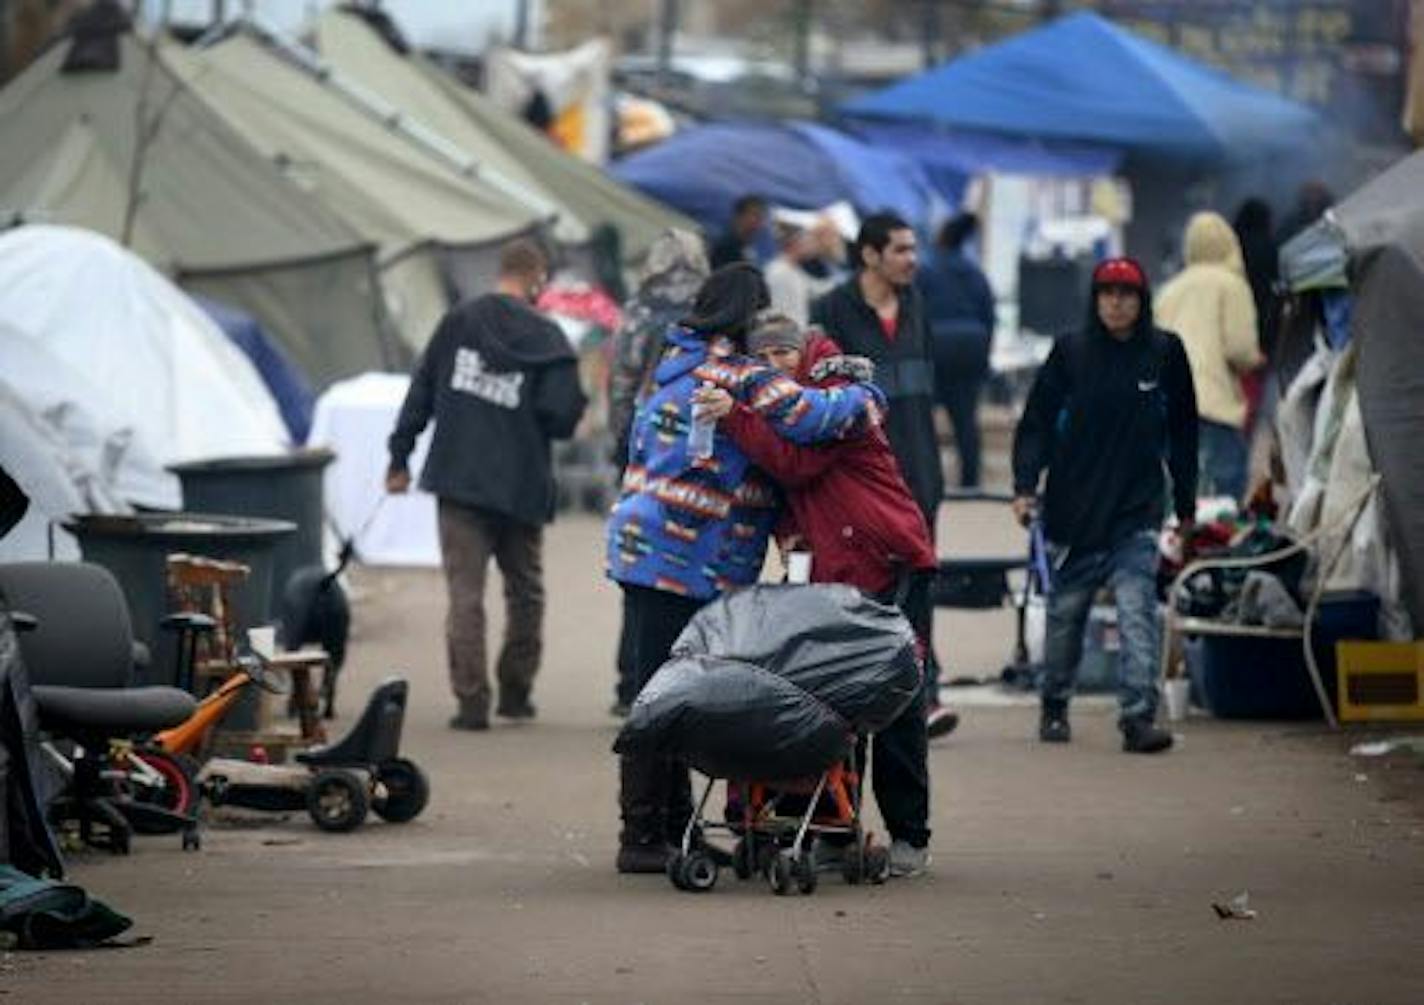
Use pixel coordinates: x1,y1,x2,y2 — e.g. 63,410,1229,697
308,373,439,567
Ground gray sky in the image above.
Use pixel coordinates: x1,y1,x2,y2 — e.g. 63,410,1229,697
160,1,518,52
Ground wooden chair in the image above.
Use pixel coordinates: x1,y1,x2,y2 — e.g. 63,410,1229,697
165,553,328,748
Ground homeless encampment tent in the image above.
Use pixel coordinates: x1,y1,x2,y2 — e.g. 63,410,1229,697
615,585,920,781
311,7,696,270
0,225,288,547
840,12,1321,258
170,22,549,355
1275,151,1424,637
0,3,400,387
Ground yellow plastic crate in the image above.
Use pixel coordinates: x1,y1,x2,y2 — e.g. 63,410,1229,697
1336,641,1424,722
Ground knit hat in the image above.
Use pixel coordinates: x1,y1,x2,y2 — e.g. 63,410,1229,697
1091,257,1148,291
746,310,806,354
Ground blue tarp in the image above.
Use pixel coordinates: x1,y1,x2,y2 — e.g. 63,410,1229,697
611,121,940,233
842,12,1320,165
196,297,315,445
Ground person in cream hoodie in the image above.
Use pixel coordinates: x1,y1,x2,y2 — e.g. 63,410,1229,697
1155,211,1264,500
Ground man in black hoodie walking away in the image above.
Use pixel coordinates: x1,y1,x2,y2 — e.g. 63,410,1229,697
387,239,587,730
1011,258,1197,754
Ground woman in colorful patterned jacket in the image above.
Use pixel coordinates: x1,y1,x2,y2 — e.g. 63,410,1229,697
606,263,883,874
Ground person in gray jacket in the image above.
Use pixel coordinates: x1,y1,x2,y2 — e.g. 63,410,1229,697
387,239,587,730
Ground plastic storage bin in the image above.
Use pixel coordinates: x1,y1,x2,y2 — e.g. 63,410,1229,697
1186,591,1380,720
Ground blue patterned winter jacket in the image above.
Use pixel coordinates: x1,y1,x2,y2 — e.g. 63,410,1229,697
606,325,882,600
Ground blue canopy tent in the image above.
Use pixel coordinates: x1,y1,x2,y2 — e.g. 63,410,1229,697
611,121,941,235
844,119,1122,203
196,297,316,445
841,11,1319,165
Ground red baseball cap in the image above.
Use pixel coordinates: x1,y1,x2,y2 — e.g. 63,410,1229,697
1091,257,1147,290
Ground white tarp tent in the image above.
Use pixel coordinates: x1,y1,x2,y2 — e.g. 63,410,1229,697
0,225,288,516
306,372,438,567
0,381,130,563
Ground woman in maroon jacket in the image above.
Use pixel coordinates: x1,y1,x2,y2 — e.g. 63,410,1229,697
699,312,940,878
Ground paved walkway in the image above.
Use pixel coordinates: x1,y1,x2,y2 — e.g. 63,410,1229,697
7,508,1423,1004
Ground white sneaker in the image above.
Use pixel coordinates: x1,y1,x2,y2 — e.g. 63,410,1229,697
888,839,929,878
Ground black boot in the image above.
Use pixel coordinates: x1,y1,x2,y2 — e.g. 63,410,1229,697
1121,717,1173,754
617,754,669,874
496,688,536,720
1039,702,1071,743
448,697,488,731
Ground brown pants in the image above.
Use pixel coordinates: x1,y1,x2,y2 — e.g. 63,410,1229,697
437,499,544,715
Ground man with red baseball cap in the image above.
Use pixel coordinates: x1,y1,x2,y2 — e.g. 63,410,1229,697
1010,257,1199,753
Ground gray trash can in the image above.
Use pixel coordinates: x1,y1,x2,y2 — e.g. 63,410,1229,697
65,513,295,690
168,449,334,617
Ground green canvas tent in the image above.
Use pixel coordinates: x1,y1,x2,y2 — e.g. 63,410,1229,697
167,26,549,352
0,20,401,387
311,8,696,269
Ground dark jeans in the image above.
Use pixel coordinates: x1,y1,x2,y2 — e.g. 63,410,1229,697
1041,530,1161,723
1199,419,1249,500
617,584,703,846
933,336,991,489
866,573,933,848
437,499,543,717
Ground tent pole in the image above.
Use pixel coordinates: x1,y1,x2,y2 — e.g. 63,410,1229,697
237,13,560,226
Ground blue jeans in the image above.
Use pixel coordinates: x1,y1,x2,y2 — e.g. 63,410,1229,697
1199,419,1248,500
1042,530,1161,723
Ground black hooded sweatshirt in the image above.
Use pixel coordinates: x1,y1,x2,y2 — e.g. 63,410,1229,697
1012,295,1198,553
388,294,587,526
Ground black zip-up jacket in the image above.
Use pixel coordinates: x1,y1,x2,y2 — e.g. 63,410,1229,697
388,294,587,526
810,278,944,525
1012,323,1198,552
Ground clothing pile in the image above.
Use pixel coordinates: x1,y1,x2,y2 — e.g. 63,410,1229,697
614,584,919,781
1171,522,1308,627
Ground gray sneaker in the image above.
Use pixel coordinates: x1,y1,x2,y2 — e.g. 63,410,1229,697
888,839,929,878
888,837,934,876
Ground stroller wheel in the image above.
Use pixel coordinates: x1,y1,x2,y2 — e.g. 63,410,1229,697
794,851,818,895
841,844,866,885
767,851,794,896
865,844,890,885
666,850,689,890
679,849,719,893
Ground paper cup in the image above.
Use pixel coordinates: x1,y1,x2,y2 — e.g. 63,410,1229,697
786,552,812,585
1162,677,1190,721
248,624,277,658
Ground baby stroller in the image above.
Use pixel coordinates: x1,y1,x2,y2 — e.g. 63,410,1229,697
614,584,921,896
668,748,887,896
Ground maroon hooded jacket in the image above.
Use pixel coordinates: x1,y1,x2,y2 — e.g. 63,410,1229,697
722,333,936,595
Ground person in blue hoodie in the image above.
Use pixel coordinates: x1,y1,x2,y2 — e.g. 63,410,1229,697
606,263,883,874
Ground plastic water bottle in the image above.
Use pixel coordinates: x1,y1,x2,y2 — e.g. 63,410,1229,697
688,384,715,460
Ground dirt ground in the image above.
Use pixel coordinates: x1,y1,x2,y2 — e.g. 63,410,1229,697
6,503,1424,1004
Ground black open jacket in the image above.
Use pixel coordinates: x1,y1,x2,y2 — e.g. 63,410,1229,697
810,278,944,526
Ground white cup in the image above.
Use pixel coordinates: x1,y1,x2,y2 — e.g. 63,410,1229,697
786,551,812,585
248,624,277,658
1162,677,1190,722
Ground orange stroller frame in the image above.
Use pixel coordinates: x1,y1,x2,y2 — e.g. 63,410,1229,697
666,744,890,896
